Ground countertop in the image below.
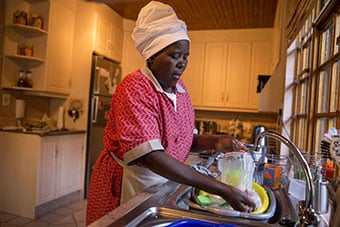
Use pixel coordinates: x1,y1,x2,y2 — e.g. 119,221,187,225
0,127,86,136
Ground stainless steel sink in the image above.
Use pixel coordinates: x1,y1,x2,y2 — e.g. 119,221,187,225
110,181,299,226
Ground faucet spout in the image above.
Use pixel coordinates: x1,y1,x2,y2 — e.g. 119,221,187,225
254,130,320,226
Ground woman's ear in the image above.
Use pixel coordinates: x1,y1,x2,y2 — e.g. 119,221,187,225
147,56,155,67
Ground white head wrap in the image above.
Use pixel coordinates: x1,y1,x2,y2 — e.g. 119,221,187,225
132,1,190,60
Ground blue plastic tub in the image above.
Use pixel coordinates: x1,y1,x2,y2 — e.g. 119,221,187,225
167,219,238,227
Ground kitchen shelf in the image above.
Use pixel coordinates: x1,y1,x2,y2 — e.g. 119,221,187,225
25,0,49,3
5,54,45,68
3,86,68,99
7,24,47,37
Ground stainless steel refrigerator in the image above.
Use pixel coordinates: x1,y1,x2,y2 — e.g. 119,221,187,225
85,52,121,197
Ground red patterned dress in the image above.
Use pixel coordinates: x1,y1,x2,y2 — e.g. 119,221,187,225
86,67,195,225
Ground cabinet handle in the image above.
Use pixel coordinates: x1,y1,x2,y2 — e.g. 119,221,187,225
91,96,99,123
55,148,58,158
221,92,224,102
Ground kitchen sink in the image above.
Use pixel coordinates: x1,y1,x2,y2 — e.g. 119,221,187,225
110,181,299,226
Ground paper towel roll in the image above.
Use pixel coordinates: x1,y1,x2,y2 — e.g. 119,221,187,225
57,106,64,129
15,99,26,119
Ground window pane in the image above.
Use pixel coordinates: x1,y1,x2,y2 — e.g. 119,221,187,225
299,80,309,114
296,49,302,73
297,119,306,149
320,24,333,64
317,67,330,113
334,12,340,54
330,60,340,112
302,44,310,70
315,118,328,150
293,86,299,114
329,118,336,129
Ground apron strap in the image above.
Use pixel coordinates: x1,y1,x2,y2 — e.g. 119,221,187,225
109,151,125,167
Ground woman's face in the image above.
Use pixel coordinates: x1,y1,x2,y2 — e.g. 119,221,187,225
148,40,190,93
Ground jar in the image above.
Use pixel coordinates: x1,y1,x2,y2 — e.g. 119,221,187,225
16,70,26,87
30,13,43,29
25,70,33,88
13,10,28,25
17,43,33,57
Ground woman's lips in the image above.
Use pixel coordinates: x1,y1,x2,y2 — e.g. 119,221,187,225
172,74,181,80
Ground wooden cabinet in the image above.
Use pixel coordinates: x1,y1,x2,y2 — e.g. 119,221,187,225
44,0,75,94
183,40,271,112
249,42,272,109
182,42,205,106
0,132,85,218
201,42,255,111
94,9,123,62
37,134,84,205
202,42,228,107
1,0,75,98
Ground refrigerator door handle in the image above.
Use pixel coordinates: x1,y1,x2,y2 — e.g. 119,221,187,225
91,96,99,123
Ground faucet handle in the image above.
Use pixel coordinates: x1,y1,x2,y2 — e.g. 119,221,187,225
298,201,320,226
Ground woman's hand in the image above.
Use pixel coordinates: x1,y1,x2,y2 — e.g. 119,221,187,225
138,150,256,212
219,184,257,212
215,136,248,153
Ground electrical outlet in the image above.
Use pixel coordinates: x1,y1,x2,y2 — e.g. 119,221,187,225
2,94,10,106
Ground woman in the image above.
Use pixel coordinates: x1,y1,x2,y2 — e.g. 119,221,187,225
86,1,256,225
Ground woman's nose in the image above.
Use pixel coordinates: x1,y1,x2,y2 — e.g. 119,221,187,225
177,60,186,68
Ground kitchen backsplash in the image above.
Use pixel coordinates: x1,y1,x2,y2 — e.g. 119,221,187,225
194,109,278,143
0,90,50,128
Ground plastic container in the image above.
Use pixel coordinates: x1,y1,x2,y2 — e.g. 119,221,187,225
168,219,237,227
220,152,254,191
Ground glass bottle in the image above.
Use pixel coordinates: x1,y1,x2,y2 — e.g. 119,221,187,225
16,70,26,87
25,70,33,88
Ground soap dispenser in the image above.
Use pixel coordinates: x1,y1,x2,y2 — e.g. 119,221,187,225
313,165,329,214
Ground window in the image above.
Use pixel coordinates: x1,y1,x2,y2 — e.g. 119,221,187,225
286,1,340,156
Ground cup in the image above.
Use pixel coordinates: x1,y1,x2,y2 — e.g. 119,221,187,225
265,154,291,188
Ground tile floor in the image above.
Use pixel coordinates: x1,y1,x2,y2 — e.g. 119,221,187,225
0,199,86,227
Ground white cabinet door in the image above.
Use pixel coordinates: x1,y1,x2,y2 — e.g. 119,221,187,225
182,42,205,107
202,42,228,107
94,12,112,57
94,11,123,62
37,137,58,205
37,134,84,205
224,42,252,109
45,0,75,94
248,42,272,109
56,134,84,197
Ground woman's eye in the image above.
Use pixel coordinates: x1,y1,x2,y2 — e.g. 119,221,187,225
170,53,180,59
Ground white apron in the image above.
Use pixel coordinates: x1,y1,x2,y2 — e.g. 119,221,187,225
110,152,168,204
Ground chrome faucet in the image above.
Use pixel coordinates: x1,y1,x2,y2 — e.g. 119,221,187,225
254,130,320,226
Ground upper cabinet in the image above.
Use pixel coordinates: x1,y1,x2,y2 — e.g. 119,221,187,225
201,42,253,110
94,7,123,62
183,33,272,112
1,0,75,98
181,42,205,106
44,0,75,95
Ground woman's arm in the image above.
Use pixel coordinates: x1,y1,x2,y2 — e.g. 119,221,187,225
190,134,248,153
137,150,256,212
